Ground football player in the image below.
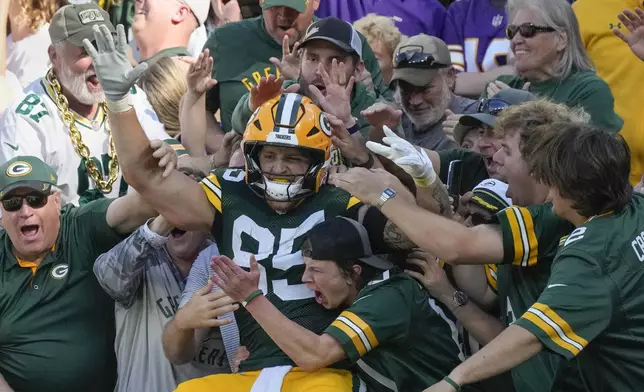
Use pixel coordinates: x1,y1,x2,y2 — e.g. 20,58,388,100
0,3,183,206
85,24,419,392
210,217,465,392
442,0,515,96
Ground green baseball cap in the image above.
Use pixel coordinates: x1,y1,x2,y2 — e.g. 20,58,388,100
0,156,58,199
49,3,115,47
260,0,308,13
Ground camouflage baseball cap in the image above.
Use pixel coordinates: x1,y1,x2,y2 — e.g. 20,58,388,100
260,0,308,13
49,3,115,47
0,156,58,199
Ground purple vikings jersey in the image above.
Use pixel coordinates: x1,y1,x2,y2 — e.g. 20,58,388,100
314,0,369,23
366,0,447,37
442,0,510,72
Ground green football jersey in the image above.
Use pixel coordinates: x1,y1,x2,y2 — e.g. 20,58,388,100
325,273,464,392
204,16,391,133
199,168,363,371
516,194,644,392
495,204,584,392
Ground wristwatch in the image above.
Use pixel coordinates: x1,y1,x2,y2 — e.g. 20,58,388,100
452,291,469,311
376,187,397,209
347,117,360,134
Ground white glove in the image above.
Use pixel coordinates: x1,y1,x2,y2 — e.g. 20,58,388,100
83,24,148,112
366,126,437,187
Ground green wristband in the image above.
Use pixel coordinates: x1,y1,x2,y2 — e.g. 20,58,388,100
443,376,462,391
242,289,263,308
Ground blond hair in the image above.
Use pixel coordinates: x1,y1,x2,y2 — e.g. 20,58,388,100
353,13,403,58
18,0,59,33
137,57,188,137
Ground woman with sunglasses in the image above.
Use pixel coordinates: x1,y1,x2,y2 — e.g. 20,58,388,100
486,0,622,134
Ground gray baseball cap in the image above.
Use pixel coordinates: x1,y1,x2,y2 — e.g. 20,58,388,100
390,34,452,87
49,3,115,47
454,88,537,145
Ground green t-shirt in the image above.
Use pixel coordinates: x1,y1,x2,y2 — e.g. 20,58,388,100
493,71,623,133
231,79,377,137
516,194,644,392
494,204,584,392
198,168,364,371
437,148,489,194
325,273,464,392
204,16,391,133
0,199,125,392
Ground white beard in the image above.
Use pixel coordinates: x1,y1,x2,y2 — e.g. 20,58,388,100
56,62,105,105
401,80,453,129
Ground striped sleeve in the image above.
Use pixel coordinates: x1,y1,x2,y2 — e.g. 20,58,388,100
497,206,539,266
325,310,380,362
200,172,223,213
484,264,498,294
163,138,188,158
515,249,611,359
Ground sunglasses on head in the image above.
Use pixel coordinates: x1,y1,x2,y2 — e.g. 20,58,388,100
477,98,511,116
506,23,556,40
1,192,50,212
394,48,449,69
465,212,494,226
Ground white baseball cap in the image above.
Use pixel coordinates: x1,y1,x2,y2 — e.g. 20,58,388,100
183,0,210,26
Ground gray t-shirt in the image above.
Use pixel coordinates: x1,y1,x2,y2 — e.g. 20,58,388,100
402,94,477,151
93,223,229,392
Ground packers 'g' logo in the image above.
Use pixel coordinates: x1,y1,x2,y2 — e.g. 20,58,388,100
6,162,32,177
319,113,332,137
51,264,69,279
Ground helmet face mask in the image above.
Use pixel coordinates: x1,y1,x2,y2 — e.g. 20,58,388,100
243,93,334,203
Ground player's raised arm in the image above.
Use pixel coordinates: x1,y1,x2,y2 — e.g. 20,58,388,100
83,25,214,232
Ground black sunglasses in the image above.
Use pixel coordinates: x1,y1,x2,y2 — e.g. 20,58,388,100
477,98,511,116
1,192,50,212
465,212,494,226
506,23,556,40
394,46,450,69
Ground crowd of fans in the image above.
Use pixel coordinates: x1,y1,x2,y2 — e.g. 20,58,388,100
1,0,644,392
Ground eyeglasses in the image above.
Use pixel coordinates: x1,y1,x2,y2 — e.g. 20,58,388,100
477,98,510,116
506,23,556,40
394,46,450,69
465,212,494,226
1,192,50,212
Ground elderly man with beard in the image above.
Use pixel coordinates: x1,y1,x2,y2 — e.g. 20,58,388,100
391,34,477,152
93,168,235,392
202,0,391,137
0,2,180,206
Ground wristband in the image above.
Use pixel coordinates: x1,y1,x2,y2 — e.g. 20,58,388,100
442,376,462,391
413,169,437,188
105,94,133,114
241,289,263,308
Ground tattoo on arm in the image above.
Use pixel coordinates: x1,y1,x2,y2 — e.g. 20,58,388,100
432,183,451,216
383,220,416,250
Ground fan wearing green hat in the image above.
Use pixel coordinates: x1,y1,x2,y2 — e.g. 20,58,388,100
0,155,156,392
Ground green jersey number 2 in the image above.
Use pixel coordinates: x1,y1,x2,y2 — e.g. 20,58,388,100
224,168,322,301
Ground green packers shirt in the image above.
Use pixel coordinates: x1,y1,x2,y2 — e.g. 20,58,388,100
516,194,644,392
204,16,391,133
199,167,366,371
494,204,584,392
0,199,125,392
325,273,464,392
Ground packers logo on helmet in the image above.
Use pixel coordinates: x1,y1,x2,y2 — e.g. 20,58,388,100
243,93,333,202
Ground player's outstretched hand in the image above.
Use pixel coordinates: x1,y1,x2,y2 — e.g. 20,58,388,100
614,8,644,61
327,113,371,165
83,24,148,105
211,255,261,303
269,34,302,81
187,48,217,96
366,126,436,187
150,139,178,178
174,280,239,330
329,167,413,206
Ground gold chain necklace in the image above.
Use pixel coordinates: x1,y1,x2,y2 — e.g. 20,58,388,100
46,69,120,194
